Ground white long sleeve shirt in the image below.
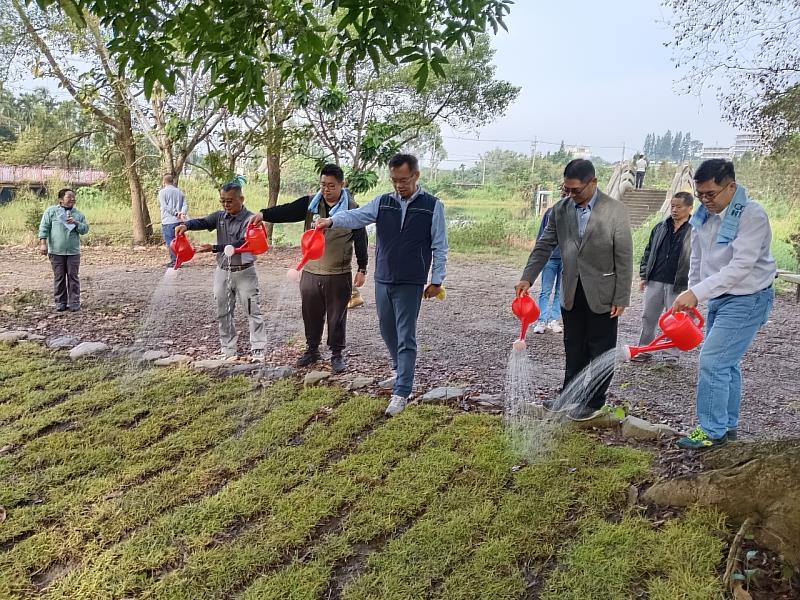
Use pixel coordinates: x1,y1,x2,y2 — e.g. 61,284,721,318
689,200,776,303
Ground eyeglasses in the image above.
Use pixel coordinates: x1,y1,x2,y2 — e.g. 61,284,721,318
390,176,416,186
561,181,591,196
695,188,725,200
320,183,340,190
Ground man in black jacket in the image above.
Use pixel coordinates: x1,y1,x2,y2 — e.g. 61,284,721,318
247,164,368,373
634,191,693,363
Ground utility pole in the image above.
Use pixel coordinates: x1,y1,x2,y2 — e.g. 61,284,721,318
482,158,486,186
621,142,626,165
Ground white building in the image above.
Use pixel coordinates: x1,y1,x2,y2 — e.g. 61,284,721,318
701,146,732,160
732,132,763,157
565,145,591,159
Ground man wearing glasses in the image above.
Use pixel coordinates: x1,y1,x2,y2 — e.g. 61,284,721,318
176,180,268,362
247,164,368,373
672,159,775,449
515,159,633,420
316,153,448,417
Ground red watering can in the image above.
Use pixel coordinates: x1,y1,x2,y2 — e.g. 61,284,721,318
511,292,540,351
623,307,705,360
295,226,326,271
226,222,269,257
170,232,195,270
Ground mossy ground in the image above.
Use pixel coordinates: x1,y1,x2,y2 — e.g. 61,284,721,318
0,342,727,599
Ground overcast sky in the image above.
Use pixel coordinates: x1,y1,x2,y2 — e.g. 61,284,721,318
439,0,739,165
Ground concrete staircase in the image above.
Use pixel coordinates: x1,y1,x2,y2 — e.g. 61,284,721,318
622,189,666,227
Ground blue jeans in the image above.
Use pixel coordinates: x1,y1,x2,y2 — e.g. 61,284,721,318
536,258,562,323
162,223,178,264
696,287,773,439
375,282,424,398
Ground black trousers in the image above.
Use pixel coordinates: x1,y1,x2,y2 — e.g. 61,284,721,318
299,271,352,354
48,254,81,309
635,171,645,189
561,279,618,409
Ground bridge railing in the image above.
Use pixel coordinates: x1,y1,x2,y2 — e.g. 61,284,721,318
0,164,106,186
604,160,635,202
661,162,695,214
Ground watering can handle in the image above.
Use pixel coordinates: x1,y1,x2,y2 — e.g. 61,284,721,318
661,307,704,329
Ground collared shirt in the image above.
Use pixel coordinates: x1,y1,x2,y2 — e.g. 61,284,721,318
159,185,188,225
574,188,598,239
184,208,255,268
689,200,776,303
330,185,448,285
649,218,690,284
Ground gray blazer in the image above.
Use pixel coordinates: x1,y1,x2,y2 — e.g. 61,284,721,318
522,191,633,314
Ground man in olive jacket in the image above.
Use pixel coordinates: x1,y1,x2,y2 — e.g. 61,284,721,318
515,159,633,420
248,164,367,373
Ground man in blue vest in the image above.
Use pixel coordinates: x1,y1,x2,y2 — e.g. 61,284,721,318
316,153,448,416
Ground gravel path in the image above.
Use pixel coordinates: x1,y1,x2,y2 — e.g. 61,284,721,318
2,245,798,440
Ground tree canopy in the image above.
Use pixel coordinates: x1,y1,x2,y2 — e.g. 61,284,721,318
36,0,514,113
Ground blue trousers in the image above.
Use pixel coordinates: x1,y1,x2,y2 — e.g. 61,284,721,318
162,223,178,264
375,282,424,398
536,257,562,323
696,287,773,439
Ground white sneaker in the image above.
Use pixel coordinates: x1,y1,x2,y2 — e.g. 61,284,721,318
385,394,408,417
215,352,238,361
533,322,547,334
548,320,563,333
250,349,266,363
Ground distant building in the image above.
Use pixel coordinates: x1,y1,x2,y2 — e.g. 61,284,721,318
700,146,732,160
732,132,763,157
566,145,591,159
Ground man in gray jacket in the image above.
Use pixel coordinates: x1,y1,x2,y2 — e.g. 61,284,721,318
159,174,188,267
634,191,693,363
515,159,633,420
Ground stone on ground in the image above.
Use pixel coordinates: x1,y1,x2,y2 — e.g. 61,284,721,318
347,376,374,391
421,387,465,403
621,416,662,440
47,335,79,349
0,331,30,342
141,350,170,362
193,359,229,371
154,354,193,367
69,342,111,360
304,370,331,387
261,366,297,382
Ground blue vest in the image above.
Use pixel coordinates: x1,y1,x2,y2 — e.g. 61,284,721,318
375,192,437,285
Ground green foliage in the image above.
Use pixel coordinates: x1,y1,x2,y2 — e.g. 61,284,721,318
36,0,514,113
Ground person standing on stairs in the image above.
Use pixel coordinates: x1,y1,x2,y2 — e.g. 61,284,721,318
632,191,694,365
532,205,563,334
635,155,647,189
246,164,368,374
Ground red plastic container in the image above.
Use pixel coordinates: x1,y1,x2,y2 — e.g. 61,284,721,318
294,227,326,271
231,222,269,255
623,307,705,360
511,292,540,348
170,232,195,269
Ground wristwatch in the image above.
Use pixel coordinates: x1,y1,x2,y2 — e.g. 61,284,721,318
357,268,367,274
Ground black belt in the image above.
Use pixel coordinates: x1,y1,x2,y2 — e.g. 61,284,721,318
220,263,254,272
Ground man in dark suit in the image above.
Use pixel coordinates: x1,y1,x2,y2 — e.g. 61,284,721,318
515,159,633,419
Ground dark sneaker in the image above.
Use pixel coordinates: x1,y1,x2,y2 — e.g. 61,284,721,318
727,428,737,441
295,349,321,367
331,354,347,374
676,426,727,450
567,405,607,421
68,306,80,312
55,306,68,312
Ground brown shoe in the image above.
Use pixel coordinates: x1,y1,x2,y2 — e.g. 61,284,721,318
348,289,364,309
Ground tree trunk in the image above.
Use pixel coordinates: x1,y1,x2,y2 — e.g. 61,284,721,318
264,151,281,242
644,439,800,567
117,124,153,245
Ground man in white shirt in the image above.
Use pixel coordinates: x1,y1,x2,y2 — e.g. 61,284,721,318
672,159,775,449
159,174,188,267
635,156,647,189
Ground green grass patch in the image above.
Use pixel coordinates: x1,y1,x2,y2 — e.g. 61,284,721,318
0,346,730,599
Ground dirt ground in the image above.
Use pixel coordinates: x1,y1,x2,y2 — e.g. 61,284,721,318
1,244,798,440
